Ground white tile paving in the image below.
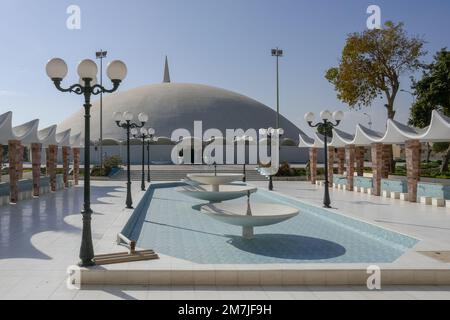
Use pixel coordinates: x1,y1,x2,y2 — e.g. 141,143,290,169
1,180,450,299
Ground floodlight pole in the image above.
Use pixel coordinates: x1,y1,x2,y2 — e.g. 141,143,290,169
272,48,283,130
96,50,107,170
271,48,283,191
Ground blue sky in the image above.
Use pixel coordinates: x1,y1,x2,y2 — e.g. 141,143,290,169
0,0,449,135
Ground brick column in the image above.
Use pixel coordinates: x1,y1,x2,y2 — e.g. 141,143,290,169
8,140,20,203
48,145,57,192
62,146,70,188
346,145,355,191
45,148,50,176
31,143,41,197
309,147,317,184
0,144,3,183
356,147,365,176
337,147,345,175
17,143,24,180
371,143,383,196
382,144,391,178
73,148,80,186
327,146,334,183
406,140,421,203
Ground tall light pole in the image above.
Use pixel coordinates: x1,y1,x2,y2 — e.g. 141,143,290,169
96,50,107,169
271,48,283,129
46,57,127,267
305,110,343,208
114,112,148,209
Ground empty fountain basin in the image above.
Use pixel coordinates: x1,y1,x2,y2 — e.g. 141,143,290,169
177,184,257,202
201,202,299,227
187,173,244,188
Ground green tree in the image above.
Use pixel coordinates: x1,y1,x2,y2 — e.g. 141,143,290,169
325,21,426,120
408,49,450,173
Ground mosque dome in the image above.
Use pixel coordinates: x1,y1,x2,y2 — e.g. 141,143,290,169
57,60,303,142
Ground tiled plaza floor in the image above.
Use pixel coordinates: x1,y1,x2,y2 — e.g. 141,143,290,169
0,180,449,299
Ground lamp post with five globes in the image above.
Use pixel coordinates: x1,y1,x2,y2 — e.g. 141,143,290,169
304,110,344,208
132,127,155,191
113,112,148,209
46,57,127,267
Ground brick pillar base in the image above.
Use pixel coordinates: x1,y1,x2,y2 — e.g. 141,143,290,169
63,146,70,188
327,146,334,184
406,140,421,203
309,147,317,184
73,148,80,185
8,140,20,203
31,143,41,197
337,147,345,175
346,145,355,191
382,144,391,178
356,146,365,177
371,143,383,196
48,145,57,192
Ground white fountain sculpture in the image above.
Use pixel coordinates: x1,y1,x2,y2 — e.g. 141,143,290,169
200,191,299,239
177,172,257,202
177,156,257,202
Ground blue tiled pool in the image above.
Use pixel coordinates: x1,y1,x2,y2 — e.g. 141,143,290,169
122,183,418,264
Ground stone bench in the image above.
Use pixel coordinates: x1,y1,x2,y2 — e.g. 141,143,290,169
432,198,446,207
391,191,401,199
420,196,432,205
354,176,373,193
381,178,407,199
419,196,448,207
333,175,347,190
417,182,450,205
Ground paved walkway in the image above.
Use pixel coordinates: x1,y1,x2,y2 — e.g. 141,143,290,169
0,180,449,299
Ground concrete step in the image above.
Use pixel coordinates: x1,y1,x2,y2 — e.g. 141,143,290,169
109,169,268,181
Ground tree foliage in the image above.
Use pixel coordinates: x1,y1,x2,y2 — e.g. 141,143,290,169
408,49,450,173
409,49,450,126
326,21,426,120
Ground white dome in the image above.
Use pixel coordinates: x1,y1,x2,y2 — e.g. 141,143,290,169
57,83,303,142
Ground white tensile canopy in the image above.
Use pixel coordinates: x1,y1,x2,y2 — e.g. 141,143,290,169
298,110,450,148
0,111,82,147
